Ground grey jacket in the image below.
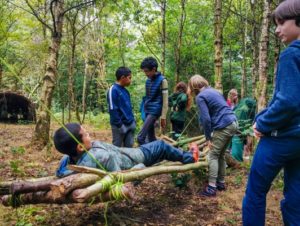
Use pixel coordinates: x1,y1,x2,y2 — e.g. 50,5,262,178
56,141,145,177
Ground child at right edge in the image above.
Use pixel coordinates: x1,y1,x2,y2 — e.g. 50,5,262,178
242,1,300,225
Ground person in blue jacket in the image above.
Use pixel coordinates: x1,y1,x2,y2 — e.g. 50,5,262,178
242,1,300,225
188,75,237,197
107,67,135,147
137,57,168,145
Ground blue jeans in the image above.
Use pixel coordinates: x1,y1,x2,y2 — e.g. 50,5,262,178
242,136,300,226
140,140,194,166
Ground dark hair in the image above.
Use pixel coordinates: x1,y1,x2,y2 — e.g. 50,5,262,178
140,57,158,71
273,0,300,27
115,67,131,80
53,123,82,157
175,82,187,93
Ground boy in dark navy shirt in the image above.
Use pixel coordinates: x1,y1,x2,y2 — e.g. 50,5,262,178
107,67,135,147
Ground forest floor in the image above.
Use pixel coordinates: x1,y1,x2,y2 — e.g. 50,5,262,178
0,123,284,226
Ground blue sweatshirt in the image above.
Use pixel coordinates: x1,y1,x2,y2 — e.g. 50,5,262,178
107,83,135,127
255,40,300,137
195,87,236,140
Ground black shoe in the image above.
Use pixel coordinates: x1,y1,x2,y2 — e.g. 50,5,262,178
216,182,226,191
200,185,217,197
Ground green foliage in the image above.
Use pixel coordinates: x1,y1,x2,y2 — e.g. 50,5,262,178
10,146,25,155
10,160,23,175
15,206,46,226
273,170,284,191
234,172,243,186
171,172,192,189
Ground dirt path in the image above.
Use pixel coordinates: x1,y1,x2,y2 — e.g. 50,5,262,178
0,123,283,225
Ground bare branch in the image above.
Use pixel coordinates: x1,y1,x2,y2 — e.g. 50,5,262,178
75,17,97,37
50,0,56,35
139,28,162,66
62,0,95,16
8,0,52,32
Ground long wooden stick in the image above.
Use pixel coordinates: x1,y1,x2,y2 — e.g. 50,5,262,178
71,162,208,202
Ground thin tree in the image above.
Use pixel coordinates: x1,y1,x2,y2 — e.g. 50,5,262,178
256,0,272,112
174,0,186,84
65,9,96,122
161,0,166,75
214,0,223,92
250,0,261,98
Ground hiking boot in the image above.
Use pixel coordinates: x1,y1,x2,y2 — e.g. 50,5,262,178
189,142,199,162
216,182,226,191
200,185,217,197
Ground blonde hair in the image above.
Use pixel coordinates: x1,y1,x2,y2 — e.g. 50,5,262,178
227,88,238,100
188,75,209,95
186,75,209,110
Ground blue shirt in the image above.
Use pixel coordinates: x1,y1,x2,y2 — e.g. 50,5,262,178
107,83,135,127
195,87,236,140
255,40,300,137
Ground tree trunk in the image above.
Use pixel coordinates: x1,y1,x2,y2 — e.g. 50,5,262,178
0,64,2,87
97,15,106,80
33,0,65,147
250,0,260,99
81,56,89,124
241,4,248,99
273,36,280,88
214,0,223,92
161,0,166,75
174,0,186,84
256,0,271,112
68,40,76,122
118,25,126,66
94,10,107,113
229,44,232,88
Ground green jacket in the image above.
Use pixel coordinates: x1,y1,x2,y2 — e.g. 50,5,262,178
234,98,256,135
168,92,188,122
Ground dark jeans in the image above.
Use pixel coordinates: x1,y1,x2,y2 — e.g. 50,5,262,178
242,136,300,226
171,119,184,140
140,140,194,166
137,114,158,145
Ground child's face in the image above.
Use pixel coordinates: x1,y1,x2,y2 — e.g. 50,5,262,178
275,19,300,44
120,74,132,87
78,127,92,152
142,68,156,78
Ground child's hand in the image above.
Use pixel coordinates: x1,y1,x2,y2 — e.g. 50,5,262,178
207,140,213,149
253,123,263,138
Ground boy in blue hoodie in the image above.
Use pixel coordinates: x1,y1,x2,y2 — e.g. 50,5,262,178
107,67,135,147
242,1,300,225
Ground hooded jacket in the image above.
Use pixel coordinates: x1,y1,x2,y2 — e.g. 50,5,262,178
255,40,300,137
